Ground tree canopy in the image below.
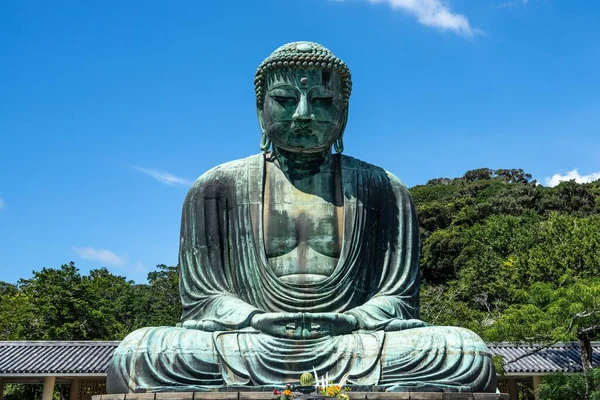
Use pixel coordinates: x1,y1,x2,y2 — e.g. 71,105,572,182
0,263,179,341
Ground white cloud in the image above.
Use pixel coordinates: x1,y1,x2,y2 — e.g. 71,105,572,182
131,166,192,186
336,0,480,36
73,246,125,266
545,169,600,187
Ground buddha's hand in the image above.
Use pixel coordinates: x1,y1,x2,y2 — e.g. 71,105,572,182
181,320,227,332
250,312,358,339
384,319,429,331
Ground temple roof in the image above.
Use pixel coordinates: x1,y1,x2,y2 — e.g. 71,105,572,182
488,342,600,374
0,341,598,376
0,341,118,376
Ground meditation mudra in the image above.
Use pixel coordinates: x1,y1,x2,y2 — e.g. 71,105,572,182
107,42,497,393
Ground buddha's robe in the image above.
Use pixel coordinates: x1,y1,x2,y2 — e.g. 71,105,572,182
107,154,497,393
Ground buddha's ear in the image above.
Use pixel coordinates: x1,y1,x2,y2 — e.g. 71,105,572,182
334,107,348,154
338,107,349,140
257,108,266,134
257,108,271,152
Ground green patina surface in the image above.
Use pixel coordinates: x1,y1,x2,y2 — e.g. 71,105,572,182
106,42,498,394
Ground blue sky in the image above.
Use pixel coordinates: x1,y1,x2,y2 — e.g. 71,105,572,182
1,0,599,284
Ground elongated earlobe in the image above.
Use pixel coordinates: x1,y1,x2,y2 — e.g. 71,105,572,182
334,136,344,154
257,109,271,152
260,133,271,152
334,108,348,153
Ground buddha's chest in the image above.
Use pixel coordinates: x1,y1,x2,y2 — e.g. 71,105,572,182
263,162,343,282
264,198,342,256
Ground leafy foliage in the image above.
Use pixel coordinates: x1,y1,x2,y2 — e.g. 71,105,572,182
132,264,181,328
414,168,600,387
0,263,180,341
2,384,44,400
539,369,600,400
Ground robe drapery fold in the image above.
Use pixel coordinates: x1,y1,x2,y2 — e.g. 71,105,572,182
179,153,420,328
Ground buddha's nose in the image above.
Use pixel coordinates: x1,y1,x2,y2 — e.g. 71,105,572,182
292,94,314,121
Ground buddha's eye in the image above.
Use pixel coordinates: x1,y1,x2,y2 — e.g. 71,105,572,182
269,93,298,107
272,95,297,104
311,96,334,106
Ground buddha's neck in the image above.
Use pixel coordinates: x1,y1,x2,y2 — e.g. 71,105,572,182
272,146,333,181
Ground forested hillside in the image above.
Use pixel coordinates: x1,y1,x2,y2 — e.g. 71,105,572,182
1,167,599,367
414,168,600,372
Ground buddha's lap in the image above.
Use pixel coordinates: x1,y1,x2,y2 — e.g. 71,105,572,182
115,324,491,365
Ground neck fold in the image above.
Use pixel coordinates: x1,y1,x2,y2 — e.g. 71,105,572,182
273,146,333,180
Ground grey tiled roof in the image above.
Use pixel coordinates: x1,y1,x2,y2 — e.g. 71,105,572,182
488,342,600,374
1,341,598,376
0,341,120,375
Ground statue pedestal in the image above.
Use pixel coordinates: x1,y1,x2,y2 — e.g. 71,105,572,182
93,392,510,400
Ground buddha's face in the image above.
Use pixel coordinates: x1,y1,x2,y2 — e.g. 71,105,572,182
260,69,346,153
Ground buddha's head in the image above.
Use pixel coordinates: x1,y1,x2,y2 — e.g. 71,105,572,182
255,42,352,154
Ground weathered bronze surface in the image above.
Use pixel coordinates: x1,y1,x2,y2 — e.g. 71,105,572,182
106,42,498,394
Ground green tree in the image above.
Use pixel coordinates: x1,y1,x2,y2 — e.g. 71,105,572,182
133,264,181,328
539,369,600,400
0,291,36,340
420,227,467,283
79,267,139,339
463,168,493,182
0,280,18,296
495,168,533,184
539,180,597,216
17,263,88,339
12,263,138,340
2,383,44,400
486,280,600,371
486,280,600,398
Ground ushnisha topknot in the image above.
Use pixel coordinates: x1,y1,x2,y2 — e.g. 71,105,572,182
254,41,352,108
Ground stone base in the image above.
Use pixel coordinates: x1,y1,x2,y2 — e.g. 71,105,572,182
93,393,509,400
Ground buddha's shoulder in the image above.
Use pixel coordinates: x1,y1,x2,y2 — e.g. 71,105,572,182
186,154,262,196
340,155,409,194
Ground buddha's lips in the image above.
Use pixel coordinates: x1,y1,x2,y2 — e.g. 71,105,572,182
293,127,313,135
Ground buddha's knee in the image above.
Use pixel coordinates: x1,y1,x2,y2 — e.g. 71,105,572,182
381,326,496,392
384,325,489,351
118,326,216,351
382,325,494,374
107,326,219,393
